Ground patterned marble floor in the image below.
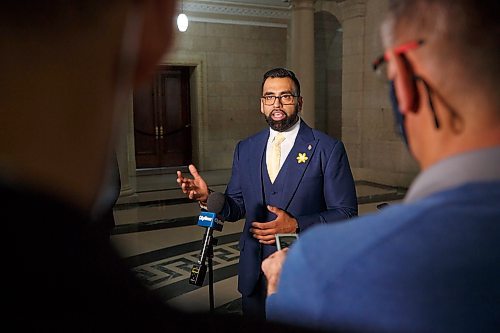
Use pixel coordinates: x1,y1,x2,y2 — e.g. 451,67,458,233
111,169,406,315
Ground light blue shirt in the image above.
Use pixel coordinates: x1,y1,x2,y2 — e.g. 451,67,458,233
405,146,500,203
266,146,500,332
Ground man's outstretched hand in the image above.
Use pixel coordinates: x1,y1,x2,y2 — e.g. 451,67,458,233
176,164,209,203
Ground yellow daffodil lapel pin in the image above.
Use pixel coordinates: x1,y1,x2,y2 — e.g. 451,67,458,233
296,152,308,164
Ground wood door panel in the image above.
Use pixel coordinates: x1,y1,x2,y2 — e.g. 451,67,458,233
159,69,191,166
133,66,192,169
133,83,160,168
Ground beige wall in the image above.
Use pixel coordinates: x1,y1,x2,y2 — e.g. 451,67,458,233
121,0,419,194
315,10,343,139
166,21,287,170
317,0,418,187
358,0,418,187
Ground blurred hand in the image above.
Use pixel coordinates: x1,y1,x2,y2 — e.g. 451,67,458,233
262,248,289,296
250,205,298,244
176,164,209,203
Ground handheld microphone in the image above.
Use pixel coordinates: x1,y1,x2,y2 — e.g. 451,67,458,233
189,192,225,286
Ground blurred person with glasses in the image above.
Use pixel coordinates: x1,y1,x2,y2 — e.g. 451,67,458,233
177,67,358,319
263,1,500,332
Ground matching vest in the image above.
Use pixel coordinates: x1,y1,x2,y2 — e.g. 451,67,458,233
260,150,291,259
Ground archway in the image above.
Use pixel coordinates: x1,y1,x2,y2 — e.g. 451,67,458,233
314,11,343,139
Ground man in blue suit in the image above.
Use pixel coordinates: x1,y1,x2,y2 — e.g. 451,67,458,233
262,1,500,332
177,67,358,318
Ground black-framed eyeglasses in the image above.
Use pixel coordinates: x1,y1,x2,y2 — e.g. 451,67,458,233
261,94,298,106
372,39,440,129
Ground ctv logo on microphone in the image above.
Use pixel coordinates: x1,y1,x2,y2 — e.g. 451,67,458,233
197,212,223,231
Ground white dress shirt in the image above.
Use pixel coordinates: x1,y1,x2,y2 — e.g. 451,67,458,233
266,118,301,174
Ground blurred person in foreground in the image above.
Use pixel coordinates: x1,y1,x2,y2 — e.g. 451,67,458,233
0,1,319,332
262,0,500,332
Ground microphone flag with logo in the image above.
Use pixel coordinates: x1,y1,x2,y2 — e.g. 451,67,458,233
189,192,225,286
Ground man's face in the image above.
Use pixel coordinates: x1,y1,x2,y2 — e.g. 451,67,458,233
260,77,302,132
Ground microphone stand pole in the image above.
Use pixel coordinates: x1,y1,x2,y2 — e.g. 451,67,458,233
189,227,218,313
207,237,217,312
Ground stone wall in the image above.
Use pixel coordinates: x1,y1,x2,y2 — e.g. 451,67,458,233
317,0,418,187
164,21,287,170
122,0,419,190
358,0,418,187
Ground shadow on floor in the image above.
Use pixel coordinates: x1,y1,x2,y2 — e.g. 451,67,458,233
214,298,243,316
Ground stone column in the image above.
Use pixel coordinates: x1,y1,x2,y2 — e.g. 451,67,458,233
290,0,315,127
339,0,366,172
116,93,138,204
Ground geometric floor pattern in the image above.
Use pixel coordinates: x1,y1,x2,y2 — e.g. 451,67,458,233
133,240,239,291
113,170,407,314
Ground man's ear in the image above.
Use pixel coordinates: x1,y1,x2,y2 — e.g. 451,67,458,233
393,53,419,113
297,96,303,112
260,99,265,114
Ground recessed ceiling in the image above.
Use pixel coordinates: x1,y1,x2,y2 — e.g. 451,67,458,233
200,0,290,8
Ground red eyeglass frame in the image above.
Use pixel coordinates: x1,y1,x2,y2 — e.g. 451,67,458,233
372,40,425,71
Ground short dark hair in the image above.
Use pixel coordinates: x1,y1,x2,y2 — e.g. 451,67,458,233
261,68,301,96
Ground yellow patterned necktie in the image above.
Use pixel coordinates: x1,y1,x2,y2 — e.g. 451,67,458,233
268,133,285,183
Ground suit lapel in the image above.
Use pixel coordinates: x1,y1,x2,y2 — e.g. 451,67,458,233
248,129,269,206
280,121,318,210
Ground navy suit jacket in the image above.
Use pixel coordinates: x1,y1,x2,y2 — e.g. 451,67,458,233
220,121,358,296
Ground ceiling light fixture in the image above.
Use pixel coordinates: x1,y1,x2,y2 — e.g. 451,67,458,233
177,1,189,32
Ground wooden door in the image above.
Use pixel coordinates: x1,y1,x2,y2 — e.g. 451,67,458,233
133,66,192,169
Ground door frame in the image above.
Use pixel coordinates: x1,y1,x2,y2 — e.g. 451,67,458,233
129,54,207,173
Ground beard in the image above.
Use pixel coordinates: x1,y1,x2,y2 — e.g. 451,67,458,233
264,106,300,132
